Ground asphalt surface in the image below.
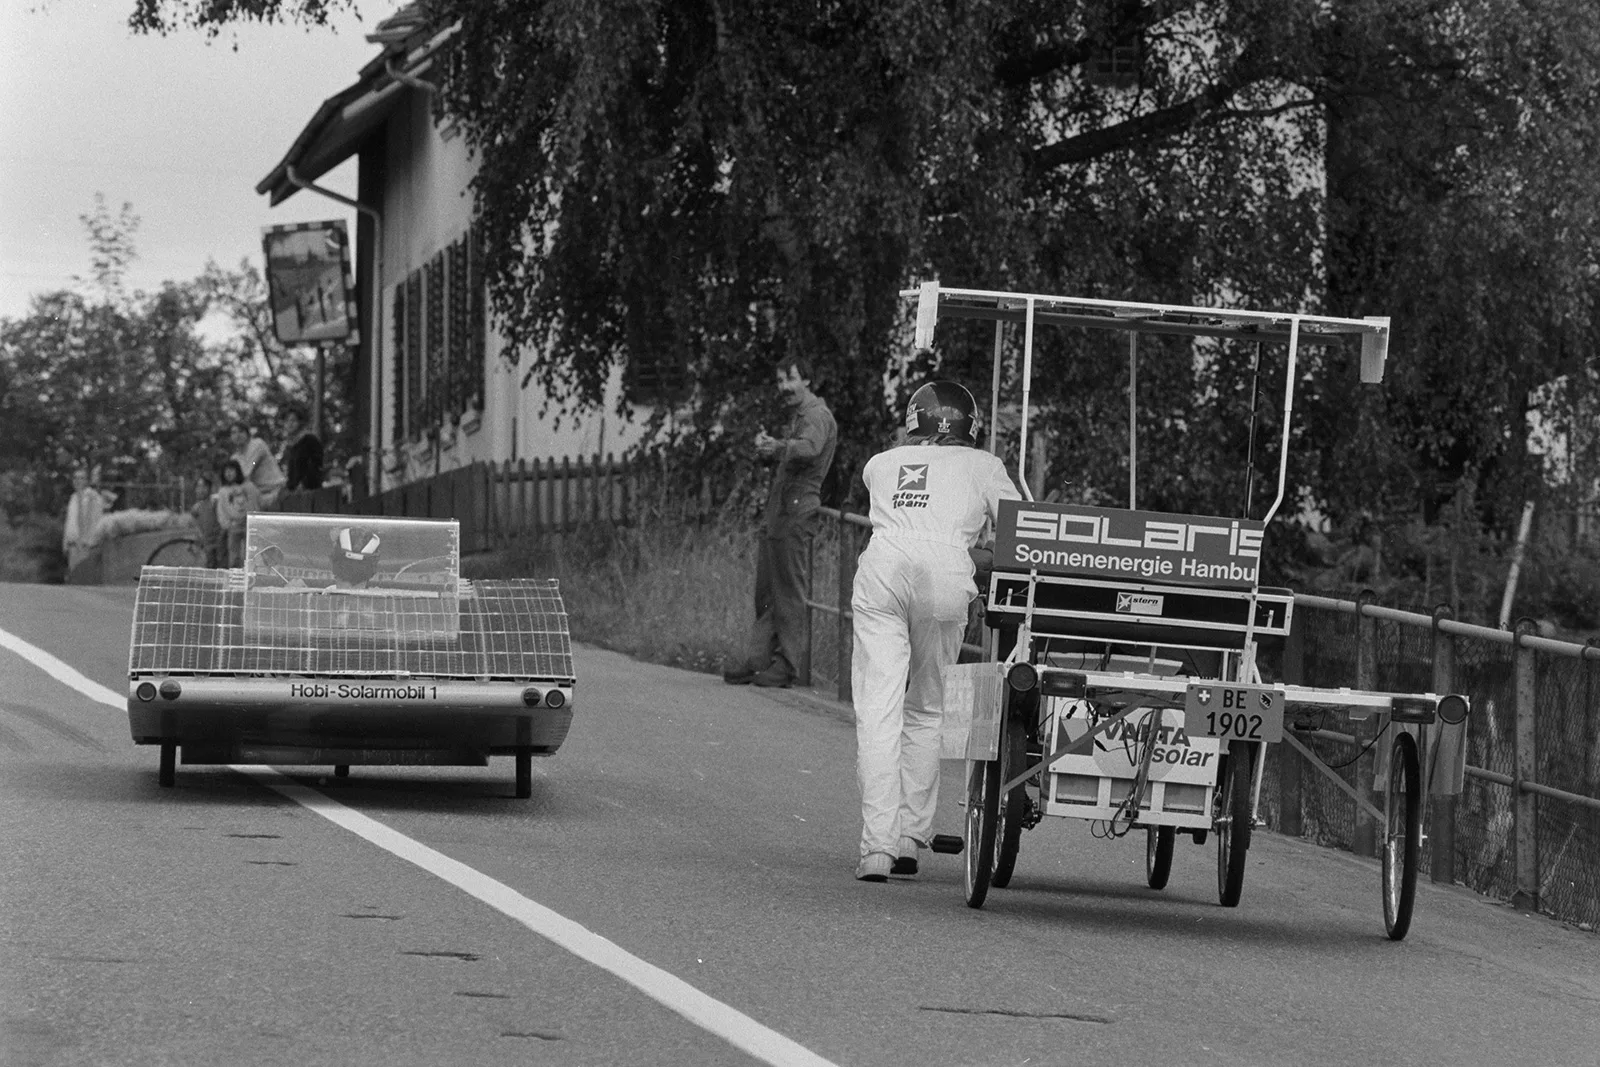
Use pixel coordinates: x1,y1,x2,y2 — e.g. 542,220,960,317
2,580,1597,1067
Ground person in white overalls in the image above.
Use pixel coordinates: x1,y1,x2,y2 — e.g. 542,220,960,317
851,380,1019,882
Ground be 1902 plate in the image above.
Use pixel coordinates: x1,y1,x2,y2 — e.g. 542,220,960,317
1183,682,1284,743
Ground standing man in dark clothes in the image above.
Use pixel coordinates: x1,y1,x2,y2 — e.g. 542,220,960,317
724,355,838,688
281,410,325,492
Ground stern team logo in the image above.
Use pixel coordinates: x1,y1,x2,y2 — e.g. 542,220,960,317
897,464,927,491
892,464,930,509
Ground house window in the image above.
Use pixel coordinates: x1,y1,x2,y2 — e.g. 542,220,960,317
624,351,690,408
425,252,446,429
468,225,485,412
388,231,489,453
448,236,469,415
405,271,424,441
1085,0,1143,88
391,281,407,442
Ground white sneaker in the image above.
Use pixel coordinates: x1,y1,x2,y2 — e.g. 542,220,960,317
891,836,922,876
855,852,892,882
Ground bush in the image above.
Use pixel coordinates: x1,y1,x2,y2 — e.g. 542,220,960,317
0,511,66,584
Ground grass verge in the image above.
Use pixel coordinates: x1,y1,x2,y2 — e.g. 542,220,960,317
463,521,758,676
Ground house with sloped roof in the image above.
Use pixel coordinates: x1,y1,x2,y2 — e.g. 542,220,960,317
257,4,645,496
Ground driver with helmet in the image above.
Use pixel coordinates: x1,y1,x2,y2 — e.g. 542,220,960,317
329,525,383,588
850,379,1020,882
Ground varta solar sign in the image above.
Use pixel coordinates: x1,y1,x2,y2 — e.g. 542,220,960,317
994,500,1265,590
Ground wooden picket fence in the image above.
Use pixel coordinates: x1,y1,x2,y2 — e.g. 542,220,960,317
274,454,729,553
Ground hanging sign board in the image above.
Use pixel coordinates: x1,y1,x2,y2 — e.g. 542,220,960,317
262,220,357,344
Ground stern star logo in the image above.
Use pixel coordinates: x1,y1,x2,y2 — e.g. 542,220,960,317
897,464,927,490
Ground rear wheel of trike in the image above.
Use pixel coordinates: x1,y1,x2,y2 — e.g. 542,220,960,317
1382,732,1423,941
963,758,1001,909
991,688,1035,889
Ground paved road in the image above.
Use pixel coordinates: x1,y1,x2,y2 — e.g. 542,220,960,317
2,581,1597,1067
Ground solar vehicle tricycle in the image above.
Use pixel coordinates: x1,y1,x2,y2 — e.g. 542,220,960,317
915,283,1470,940
127,513,574,797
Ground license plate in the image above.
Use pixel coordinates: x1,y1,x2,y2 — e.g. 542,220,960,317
1183,683,1284,743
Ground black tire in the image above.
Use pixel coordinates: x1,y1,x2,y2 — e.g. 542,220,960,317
158,742,176,788
515,750,533,799
990,689,1033,889
1146,826,1176,889
1216,740,1254,907
963,759,1000,908
146,538,206,568
1382,733,1423,941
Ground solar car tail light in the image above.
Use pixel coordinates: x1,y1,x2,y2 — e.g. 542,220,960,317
1006,662,1038,693
521,687,544,707
158,680,182,700
544,689,566,709
1437,694,1469,725
1388,696,1436,724
135,682,157,702
1040,671,1087,698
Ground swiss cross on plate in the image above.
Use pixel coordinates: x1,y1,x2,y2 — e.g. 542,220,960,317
1183,682,1285,743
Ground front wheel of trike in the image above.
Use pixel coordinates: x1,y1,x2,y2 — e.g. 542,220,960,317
1216,740,1254,907
1146,826,1175,889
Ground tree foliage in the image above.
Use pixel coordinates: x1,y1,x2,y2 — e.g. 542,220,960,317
0,203,352,517
129,0,1600,538
127,0,356,36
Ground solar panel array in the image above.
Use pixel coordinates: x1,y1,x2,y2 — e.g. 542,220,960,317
128,567,572,680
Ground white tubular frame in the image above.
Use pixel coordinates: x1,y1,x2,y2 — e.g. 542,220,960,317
903,284,1388,522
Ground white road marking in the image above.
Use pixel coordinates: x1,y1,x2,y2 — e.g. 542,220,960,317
0,627,127,708
1,625,839,1067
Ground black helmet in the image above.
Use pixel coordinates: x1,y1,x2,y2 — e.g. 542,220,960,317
905,380,979,444
329,525,382,586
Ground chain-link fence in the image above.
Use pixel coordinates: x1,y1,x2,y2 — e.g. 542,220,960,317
1281,603,1599,929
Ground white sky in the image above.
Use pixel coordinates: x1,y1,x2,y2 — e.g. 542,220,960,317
0,0,405,320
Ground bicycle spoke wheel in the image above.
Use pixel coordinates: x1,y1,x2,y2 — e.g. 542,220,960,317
991,688,1033,889
963,758,1000,909
1146,826,1175,890
146,538,206,568
1382,733,1423,940
1216,740,1254,907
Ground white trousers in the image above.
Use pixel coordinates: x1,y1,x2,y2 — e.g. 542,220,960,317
850,539,972,859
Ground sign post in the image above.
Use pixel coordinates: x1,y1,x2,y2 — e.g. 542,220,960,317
262,220,357,444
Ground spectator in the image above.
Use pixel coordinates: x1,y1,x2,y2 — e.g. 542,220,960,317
61,466,112,569
722,356,838,689
215,459,262,568
343,454,368,500
230,424,286,507
189,471,223,568
281,410,325,492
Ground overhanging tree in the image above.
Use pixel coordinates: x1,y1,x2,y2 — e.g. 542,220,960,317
130,0,1600,531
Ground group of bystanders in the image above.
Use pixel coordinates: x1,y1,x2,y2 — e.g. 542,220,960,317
193,413,325,567
66,412,327,572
